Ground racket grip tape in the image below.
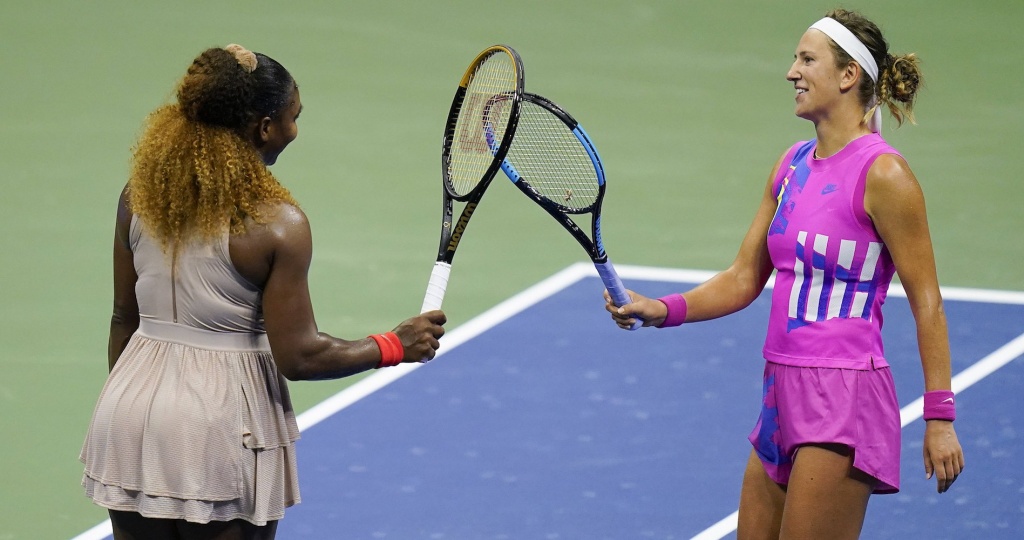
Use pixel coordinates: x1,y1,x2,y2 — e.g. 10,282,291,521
595,260,642,330
421,261,451,313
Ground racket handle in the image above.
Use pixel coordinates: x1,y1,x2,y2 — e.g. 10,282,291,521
595,260,642,331
421,261,451,313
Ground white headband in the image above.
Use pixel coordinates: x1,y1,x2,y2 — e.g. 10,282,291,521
809,17,883,132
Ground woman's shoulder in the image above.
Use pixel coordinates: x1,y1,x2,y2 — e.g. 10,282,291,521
255,200,307,228
231,197,301,232
229,200,313,286
867,152,915,188
234,201,311,252
864,152,922,219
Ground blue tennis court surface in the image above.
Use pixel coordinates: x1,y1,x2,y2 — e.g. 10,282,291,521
76,265,1024,539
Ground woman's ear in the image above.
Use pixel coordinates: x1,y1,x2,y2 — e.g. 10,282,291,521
256,116,273,144
839,61,861,92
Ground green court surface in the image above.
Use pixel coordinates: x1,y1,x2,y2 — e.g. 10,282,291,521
1,1,1020,538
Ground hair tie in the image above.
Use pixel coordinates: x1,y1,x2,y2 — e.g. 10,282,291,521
225,43,258,73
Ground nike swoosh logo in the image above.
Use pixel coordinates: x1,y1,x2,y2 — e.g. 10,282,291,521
941,397,955,404
821,184,838,195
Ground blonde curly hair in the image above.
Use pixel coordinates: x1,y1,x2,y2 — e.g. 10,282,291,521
128,46,297,253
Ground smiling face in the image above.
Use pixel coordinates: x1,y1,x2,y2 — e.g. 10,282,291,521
786,29,846,123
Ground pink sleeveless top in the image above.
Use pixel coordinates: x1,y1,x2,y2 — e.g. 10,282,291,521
763,134,900,370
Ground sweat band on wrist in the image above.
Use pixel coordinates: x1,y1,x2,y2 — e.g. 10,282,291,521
656,294,688,328
923,390,956,421
370,332,404,368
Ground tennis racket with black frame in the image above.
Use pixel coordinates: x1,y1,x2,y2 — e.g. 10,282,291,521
421,45,524,313
490,92,642,329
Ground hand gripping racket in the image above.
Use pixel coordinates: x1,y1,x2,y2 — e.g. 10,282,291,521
491,93,642,329
421,45,524,313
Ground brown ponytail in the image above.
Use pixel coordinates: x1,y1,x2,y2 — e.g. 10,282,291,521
824,8,924,127
878,52,923,126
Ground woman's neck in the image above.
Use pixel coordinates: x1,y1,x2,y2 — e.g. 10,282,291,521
812,111,872,159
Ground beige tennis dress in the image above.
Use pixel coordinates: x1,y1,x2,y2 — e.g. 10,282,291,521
80,216,300,525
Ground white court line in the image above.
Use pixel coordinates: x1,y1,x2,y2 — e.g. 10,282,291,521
70,521,113,540
901,332,1024,428
691,510,742,540
70,264,1024,540
296,262,593,431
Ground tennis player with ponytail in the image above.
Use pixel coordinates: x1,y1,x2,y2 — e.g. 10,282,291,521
608,9,964,538
80,45,446,539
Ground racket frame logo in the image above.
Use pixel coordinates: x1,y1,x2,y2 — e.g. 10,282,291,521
446,201,477,254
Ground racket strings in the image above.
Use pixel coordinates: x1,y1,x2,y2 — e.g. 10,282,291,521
505,103,601,213
447,52,518,197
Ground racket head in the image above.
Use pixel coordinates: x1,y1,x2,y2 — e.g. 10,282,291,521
501,92,609,260
504,93,606,214
442,45,524,201
500,94,639,327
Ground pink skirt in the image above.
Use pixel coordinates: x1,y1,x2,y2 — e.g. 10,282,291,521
747,361,901,493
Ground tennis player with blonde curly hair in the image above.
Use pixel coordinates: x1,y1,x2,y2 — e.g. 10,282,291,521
80,44,447,540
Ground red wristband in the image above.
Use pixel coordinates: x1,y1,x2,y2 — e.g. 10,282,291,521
923,390,956,421
381,332,404,362
370,332,404,368
656,294,688,328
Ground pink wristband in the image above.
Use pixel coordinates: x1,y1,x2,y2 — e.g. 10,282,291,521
923,390,956,421
370,332,404,368
656,294,688,328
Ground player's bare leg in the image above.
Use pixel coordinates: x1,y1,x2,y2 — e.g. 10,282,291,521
737,449,786,540
779,444,873,540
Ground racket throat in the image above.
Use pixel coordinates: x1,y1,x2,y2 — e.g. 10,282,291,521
446,202,478,255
